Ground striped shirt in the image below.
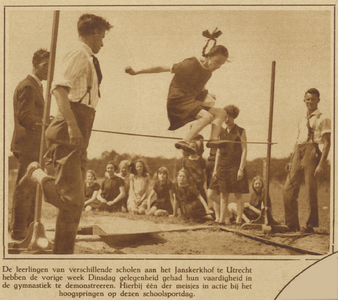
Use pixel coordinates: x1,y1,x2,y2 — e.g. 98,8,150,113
51,41,100,109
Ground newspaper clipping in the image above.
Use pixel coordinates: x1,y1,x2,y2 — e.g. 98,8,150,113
1,2,337,300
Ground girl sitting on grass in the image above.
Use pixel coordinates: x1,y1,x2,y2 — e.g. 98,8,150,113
127,160,150,215
146,167,173,216
228,175,280,225
116,160,131,212
171,168,213,222
97,162,126,212
84,170,101,211
182,139,207,202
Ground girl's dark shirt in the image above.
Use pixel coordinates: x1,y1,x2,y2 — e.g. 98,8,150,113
84,182,100,199
170,57,212,96
167,57,212,130
250,188,272,209
153,179,173,203
101,176,125,202
172,182,200,204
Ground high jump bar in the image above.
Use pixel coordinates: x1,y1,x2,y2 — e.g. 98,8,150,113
91,129,277,145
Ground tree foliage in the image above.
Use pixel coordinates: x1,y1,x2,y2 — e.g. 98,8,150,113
8,149,331,184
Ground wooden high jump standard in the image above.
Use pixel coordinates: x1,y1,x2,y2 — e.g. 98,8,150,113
241,61,289,234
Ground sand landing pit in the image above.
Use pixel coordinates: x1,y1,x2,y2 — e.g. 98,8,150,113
75,216,208,252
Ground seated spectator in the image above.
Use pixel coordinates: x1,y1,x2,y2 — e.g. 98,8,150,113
182,139,207,202
96,161,126,212
116,160,131,212
171,168,213,221
228,175,280,225
127,160,150,215
84,170,101,211
146,167,173,216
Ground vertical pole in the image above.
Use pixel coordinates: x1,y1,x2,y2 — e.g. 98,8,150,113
34,10,60,222
262,158,267,182
264,61,276,225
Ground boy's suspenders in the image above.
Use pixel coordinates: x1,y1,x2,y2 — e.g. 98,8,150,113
310,112,323,158
308,112,322,142
77,58,93,104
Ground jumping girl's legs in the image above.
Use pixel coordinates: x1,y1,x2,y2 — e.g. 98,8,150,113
175,107,225,153
175,109,213,154
184,110,213,142
207,107,226,141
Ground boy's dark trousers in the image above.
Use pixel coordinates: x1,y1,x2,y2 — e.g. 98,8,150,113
11,154,37,239
283,143,320,230
43,102,95,254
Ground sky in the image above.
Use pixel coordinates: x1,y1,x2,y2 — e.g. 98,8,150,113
4,5,334,162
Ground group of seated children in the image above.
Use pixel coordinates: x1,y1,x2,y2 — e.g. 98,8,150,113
83,158,214,222
83,156,277,225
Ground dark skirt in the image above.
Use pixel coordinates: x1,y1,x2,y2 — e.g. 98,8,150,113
243,207,260,220
179,199,205,220
151,199,173,214
210,164,249,194
167,90,209,130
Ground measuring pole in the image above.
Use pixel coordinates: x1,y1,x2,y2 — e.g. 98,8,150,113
264,61,276,226
27,10,60,252
242,62,288,233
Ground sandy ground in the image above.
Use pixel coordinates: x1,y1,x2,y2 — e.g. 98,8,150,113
9,210,330,256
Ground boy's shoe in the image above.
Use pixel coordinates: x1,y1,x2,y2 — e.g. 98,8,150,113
300,226,314,234
11,230,27,241
270,219,281,226
174,141,196,154
206,140,227,148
